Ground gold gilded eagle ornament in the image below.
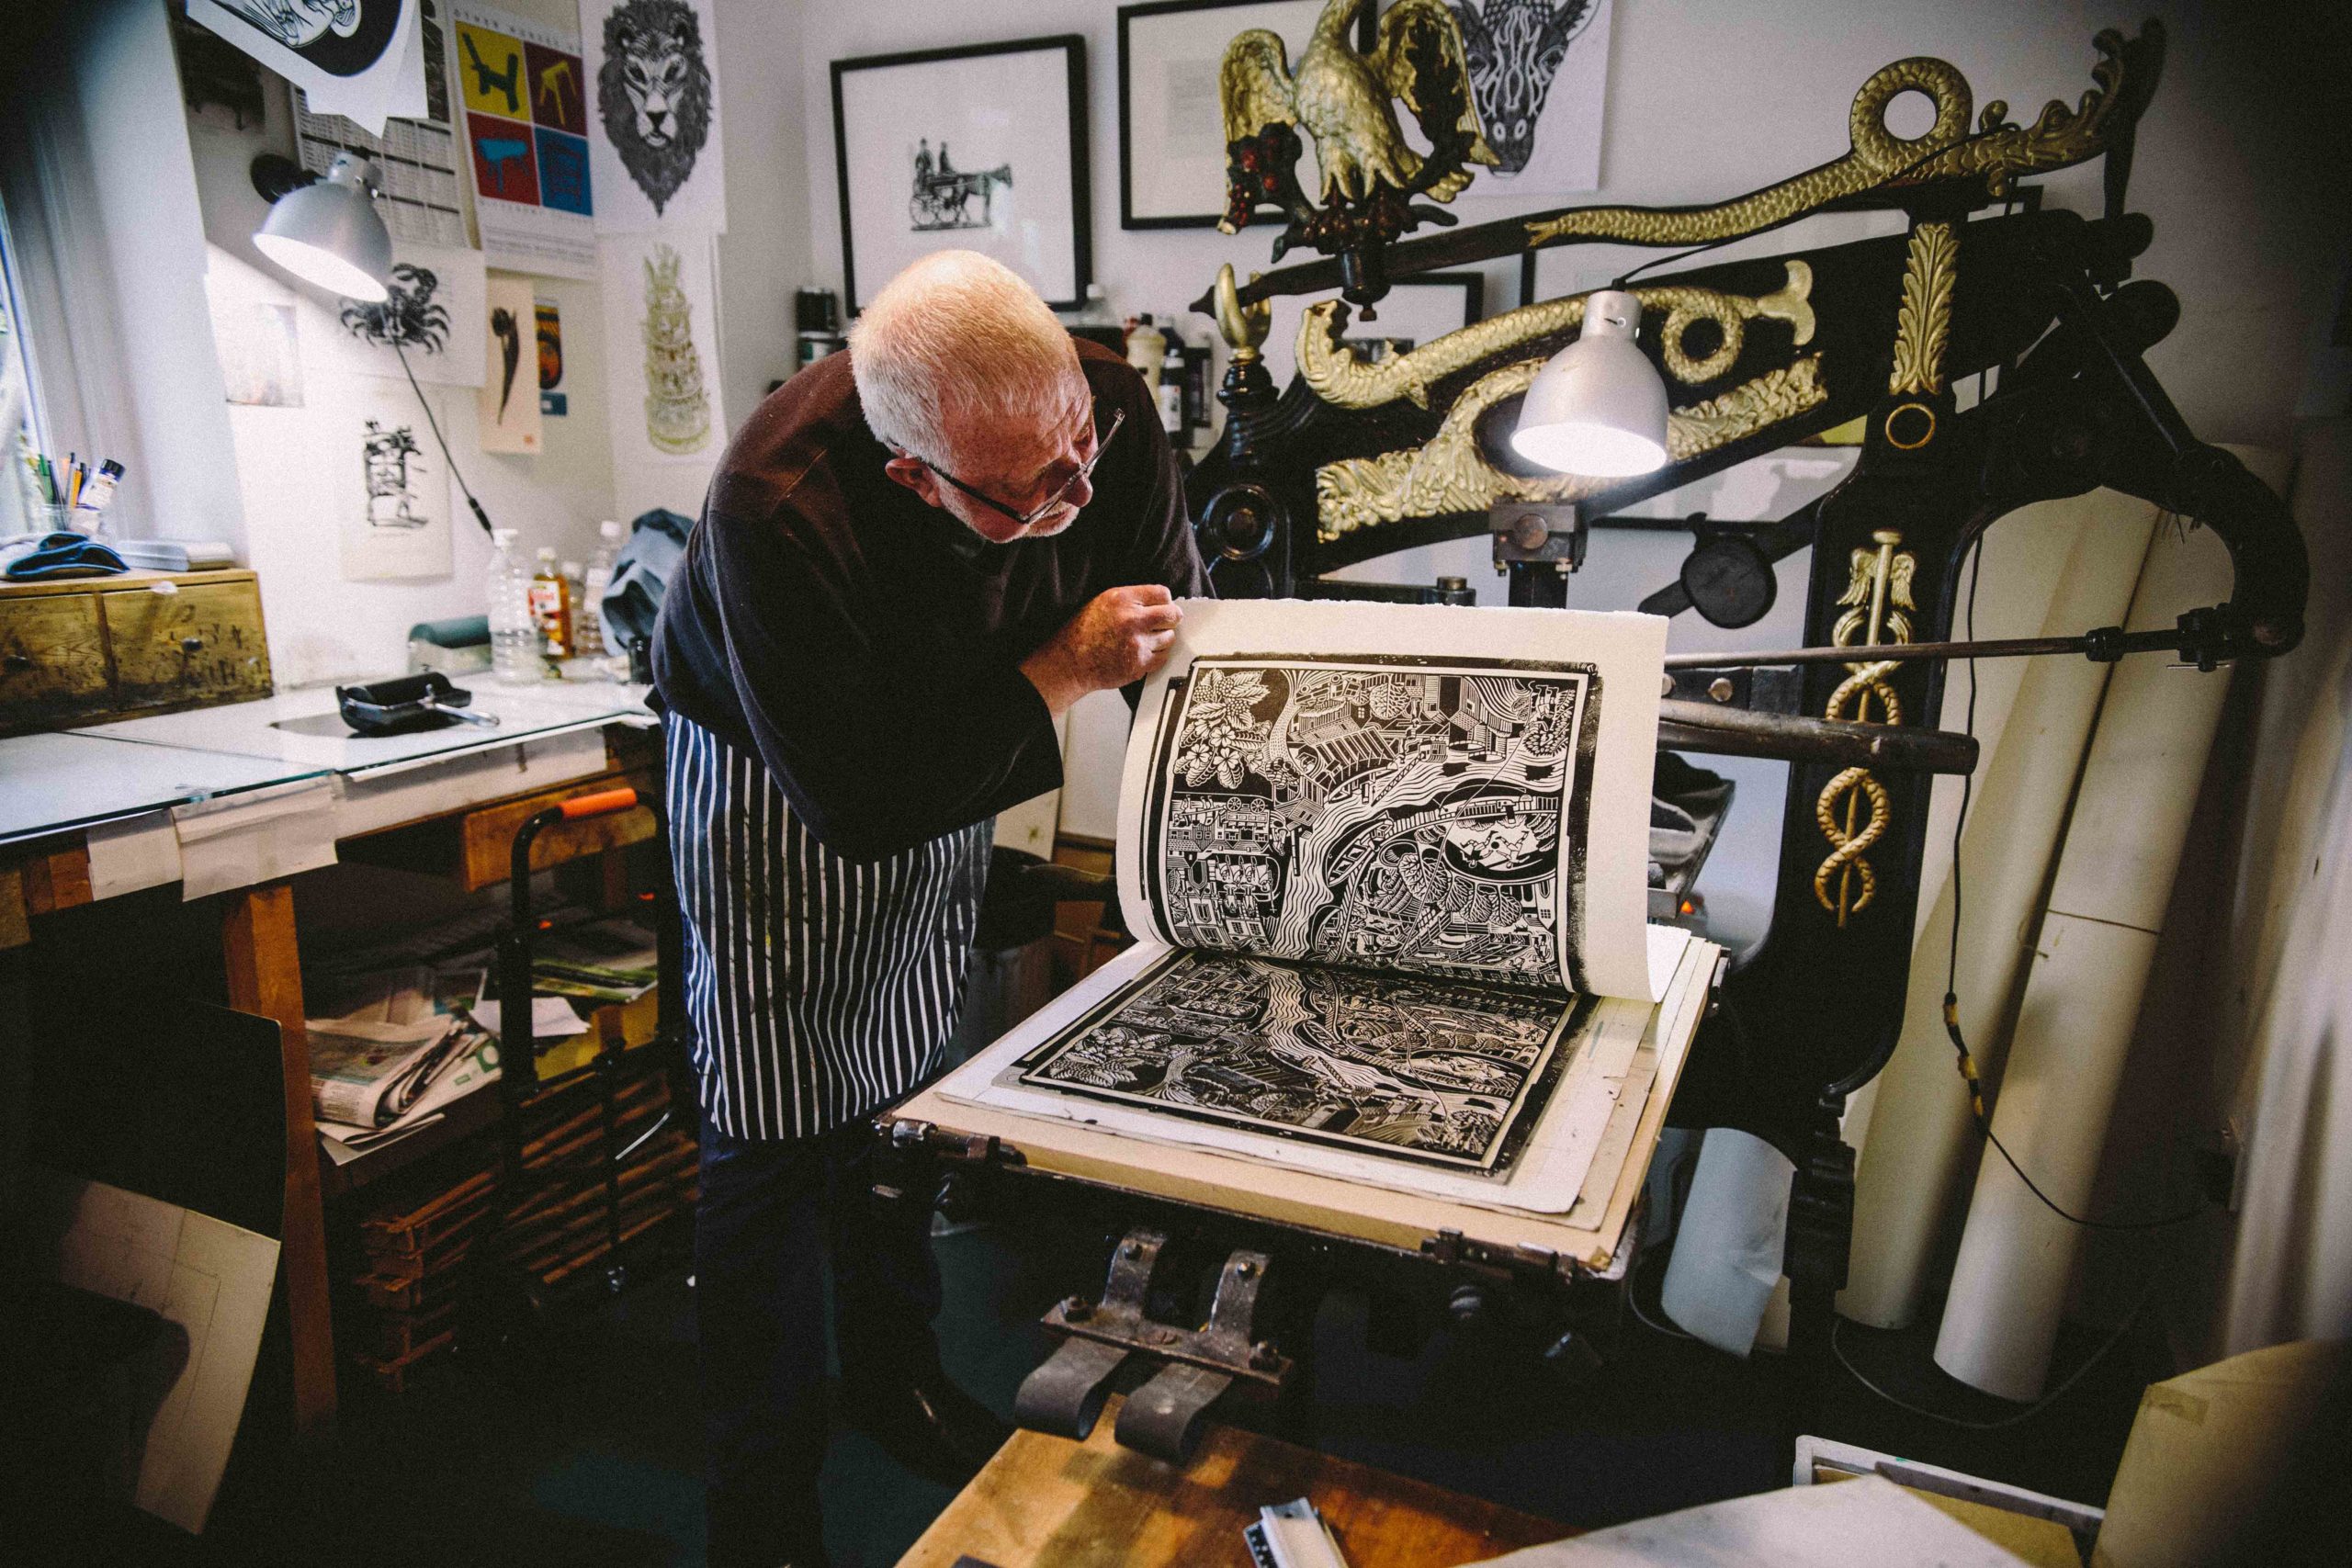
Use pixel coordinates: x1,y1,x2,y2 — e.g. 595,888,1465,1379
1219,0,1498,276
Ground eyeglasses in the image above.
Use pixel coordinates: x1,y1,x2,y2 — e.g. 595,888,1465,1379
923,405,1125,529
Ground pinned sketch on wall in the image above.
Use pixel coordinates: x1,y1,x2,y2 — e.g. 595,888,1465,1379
188,0,427,135
535,297,568,416
216,301,306,408
582,0,727,233
598,231,724,481
343,264,451,354
293,0,467,247
335,378,452,579
478,274,543,452
1446,0,1611,200
305,240,486,388
451,5,597,278
640,243,711,454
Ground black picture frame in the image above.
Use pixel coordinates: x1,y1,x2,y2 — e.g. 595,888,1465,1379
831,35,1092,315
1117,0,1374,231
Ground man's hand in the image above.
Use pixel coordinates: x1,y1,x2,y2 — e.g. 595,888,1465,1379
1021,584,1182,716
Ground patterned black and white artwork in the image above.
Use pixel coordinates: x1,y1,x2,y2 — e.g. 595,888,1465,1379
189,0,426,134
1018,950,1588,1172
1136,655,1604,993
583,0,728,232
1446,0,1611,200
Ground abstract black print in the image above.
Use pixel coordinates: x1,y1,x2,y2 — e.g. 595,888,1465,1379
1139,655,1604,992
1017,950,1589,1172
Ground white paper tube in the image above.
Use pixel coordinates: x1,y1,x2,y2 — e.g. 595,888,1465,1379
1842,492,2158,1327
1661,1127,1793,1357
1935,518,2238,1400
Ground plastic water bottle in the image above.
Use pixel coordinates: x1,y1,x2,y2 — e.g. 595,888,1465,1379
486,528,539,683
578,519,623,666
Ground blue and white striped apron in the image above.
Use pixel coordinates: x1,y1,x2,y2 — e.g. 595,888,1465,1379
663,714,991,1140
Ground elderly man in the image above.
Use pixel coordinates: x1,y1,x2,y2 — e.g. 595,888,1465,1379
650,252,1206,1567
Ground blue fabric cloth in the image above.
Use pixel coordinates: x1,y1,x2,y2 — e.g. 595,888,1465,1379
599,507,693,653
4,531,126,581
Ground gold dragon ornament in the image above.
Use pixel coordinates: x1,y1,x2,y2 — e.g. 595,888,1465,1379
1219,0,1498,265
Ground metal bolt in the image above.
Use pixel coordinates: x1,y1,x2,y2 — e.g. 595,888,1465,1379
1149,1326,1178,1346
1658,673,1674,697
1233,1258,1256,1279
1510,513,1549,551
1121,1239,1144,1259
1059,1295,1092,1322
1250,1340,1281,1370
1708,676,1735,703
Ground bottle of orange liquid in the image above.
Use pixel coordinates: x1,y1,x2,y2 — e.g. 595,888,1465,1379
529,547,573,670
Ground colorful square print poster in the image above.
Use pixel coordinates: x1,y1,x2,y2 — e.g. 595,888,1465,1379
452,4,596,278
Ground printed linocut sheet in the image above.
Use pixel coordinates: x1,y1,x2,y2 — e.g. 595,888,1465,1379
1117,600,1667,1003
938,929,1710,1215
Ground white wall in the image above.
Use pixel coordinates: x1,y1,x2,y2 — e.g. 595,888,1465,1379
794,0,2343,459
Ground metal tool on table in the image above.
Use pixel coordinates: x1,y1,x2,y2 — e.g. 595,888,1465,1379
336,671,500,736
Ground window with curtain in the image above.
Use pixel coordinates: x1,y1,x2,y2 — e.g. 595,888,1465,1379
0,197,48,540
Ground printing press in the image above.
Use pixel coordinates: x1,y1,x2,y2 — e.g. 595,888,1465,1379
879,14,2312,1463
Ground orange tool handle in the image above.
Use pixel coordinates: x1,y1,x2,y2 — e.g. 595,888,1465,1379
559,786,639,820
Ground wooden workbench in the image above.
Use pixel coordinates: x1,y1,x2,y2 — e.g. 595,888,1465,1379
899,1394,1571,1568
0,693,660,1444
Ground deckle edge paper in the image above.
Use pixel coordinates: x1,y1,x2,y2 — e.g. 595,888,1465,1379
933,931,1715,1218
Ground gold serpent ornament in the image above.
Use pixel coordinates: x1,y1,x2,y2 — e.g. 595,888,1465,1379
1314,355,1826,542
1814,532,1915,923
1519,27,2148,254
1299,262,1815,410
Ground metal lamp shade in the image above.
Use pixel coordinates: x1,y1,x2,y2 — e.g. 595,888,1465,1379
253,153,391,302
1510,289,1670,478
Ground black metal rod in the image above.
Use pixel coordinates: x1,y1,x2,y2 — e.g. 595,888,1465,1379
1663,626,2180,671
1658,700,1978,774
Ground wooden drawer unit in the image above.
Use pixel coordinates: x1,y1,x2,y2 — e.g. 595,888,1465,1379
0,590,110,725
103,577,272,710
0,569,272,734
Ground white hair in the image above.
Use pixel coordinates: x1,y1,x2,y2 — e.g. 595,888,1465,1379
849,251,1084,470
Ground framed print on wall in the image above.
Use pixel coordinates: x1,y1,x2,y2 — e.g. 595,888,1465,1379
832,35,1091,316
1117,0,1372,230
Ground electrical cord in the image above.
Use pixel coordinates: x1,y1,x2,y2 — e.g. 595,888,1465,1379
394,340,496,537
1830,1271,2158,1431
1941,536,2203,1232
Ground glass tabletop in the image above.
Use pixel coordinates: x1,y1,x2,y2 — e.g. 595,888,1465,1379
70,682,652,777
0,731,333,846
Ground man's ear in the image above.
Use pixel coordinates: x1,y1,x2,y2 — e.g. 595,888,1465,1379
883,452,937,503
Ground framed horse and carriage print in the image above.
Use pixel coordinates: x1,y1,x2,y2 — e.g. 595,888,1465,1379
831,35,1092,314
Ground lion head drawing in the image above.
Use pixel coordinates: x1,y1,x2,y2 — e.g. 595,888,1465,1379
597,0,713,216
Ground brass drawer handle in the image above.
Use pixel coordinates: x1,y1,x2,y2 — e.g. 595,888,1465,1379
3,653,31,674
180,635,205,654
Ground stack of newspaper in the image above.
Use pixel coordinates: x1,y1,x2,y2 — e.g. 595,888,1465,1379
306,911,660,1165
309,964,503,1163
